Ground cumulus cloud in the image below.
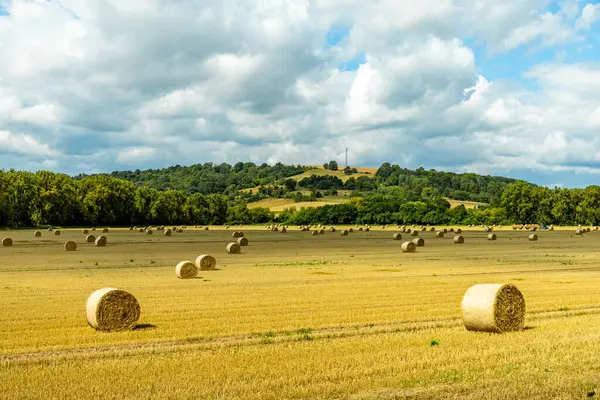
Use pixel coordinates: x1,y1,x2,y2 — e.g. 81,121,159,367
0,0,600,186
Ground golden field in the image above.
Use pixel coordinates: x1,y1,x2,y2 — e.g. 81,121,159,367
2,226,600,399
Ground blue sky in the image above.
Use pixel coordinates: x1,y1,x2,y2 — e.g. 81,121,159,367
1,0,600,187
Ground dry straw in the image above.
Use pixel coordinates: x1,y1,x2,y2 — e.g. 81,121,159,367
575,229,584,235
358,227,364,232
488,233,497,240
146,229,153,235
102,228,109,233
2,237,13,247
436,231,444,238
454,235,464,244
341,230,349,236
138,228,144,233
86,235,96,243
329,227,336,232
430,227,435,231
456,228,462,234
95,237,107,247
34,231,42,237
64,241,77,251
528,234,538,241
176,261,198,279
227,243,241,254
413,237,425,247
449,228,454,232
237,237,249,246
401,241,416,253
195,255,216,270
54,230,61,236
165,229,172,236
205,227,209,231
82,229,89,234
312,230,319,236
461,283,525,333
86,288,140,331
411,230,419,237
281,227,287,233
232,231,244,238
392,233,402,240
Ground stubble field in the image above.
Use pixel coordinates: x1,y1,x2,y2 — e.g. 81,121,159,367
2,226,600,399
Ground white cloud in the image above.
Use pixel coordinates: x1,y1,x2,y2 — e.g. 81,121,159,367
0,0,600,184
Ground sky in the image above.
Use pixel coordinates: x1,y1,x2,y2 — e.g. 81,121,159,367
1,0,600,188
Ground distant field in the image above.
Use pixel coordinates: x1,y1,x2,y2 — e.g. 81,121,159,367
445,199,488,209
3,226,600,398
247,196,347,212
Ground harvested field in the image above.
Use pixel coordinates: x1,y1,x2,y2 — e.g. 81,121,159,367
2,227,600,398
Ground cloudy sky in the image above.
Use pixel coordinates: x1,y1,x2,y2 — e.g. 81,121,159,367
1,0,600,187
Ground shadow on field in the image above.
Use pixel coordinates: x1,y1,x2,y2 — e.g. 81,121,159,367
133,323,157,330
523,326,535,331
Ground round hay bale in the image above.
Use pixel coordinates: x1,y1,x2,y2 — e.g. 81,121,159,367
95,237,107,247
48,228,53,232
454,235,464,244
456,228,462,234
392,233,402,240
175,261,198,279
413,237,425,247
341,230,349,236
329,227,336,232
436,231,444,238
177,228,184,233
281,227,287,233
410,230,419,237
576,228,584,235
461,284,525,333
146,229,153,235
401,241,416,253
64,241,77,251
358,227,364,232
165,230,172,236
549,226,554,231
138,228,144,233
237,237,249,246
429,227,435,231
86,235,96,243
272,227,279,232
319,229,325,235
82,229,89,234
54,230,61,236
2,237,13,247
227,242,241,254
488,233,497,241
34,231,42,237
312,230,319,236
195,254,217,270
86,288,140,331
91,227,96,231
421,227,426,232
102,228,109,233
365,227,370,232
129,227,133,231
205,227,209,231
587,227,591,232
443,228,447,233
349,228,354,233
449,228,454,232
528,234,538,241
232,231,244,238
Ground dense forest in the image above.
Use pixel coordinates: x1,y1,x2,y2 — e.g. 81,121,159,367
1,162,599,227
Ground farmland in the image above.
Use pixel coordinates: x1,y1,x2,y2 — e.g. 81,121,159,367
2,226,600,398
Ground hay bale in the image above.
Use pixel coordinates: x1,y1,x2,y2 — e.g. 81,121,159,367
349,228,354,233
365,227,370,232
576,229,584,235
176,261,198,279
392,233,402,240
587,227,591,232
488,233,497,240
272,227,279,232
95,237,107,247
358,227,364,232
410,230,419,237
205,227,209,231
64,241,77,251
2,237,13,247
449,228,454,232
443,228,447,233
454,235,464,244
86,235,96,243
528,234,538,241
227,243,241,254
34,231,42,237
429,227,435,231
177,228,184,233
413,237,425,247
54,230,61,236
312,230,319,236
329,227,336,232
232,231,244,238
91,227,96,231
86,288,140,331
456,228,462,234
421,227,426,232
82,229,89,234
102,228,109,233
48,228,53,231
129,227,134,231
436,231,444,238
281,227,287,233
165,230,172,236
237,237,249,246
319,229,325,235
146,229,153,235
461,284,525,333
341,230,349,236
138,228,144,233
195,254,217,270
401,241,416,253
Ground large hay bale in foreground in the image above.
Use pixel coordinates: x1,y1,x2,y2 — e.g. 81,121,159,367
34,231,42,237
461,284,525,333
488,233,497,241
86,235,96,243
454,235,464,244
232,231,244,238
392,233,402,240
64,241,77,251
237,237,249,246
176,261,198,279
227,243,241,254
2,237,13,247
528,234,538,241
401,241,416,253
341,230,349,236
86,288,140,331
95,237,107,247
436,231,444,238
195,254,217,270
413,237,424,247
54,230,61,236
